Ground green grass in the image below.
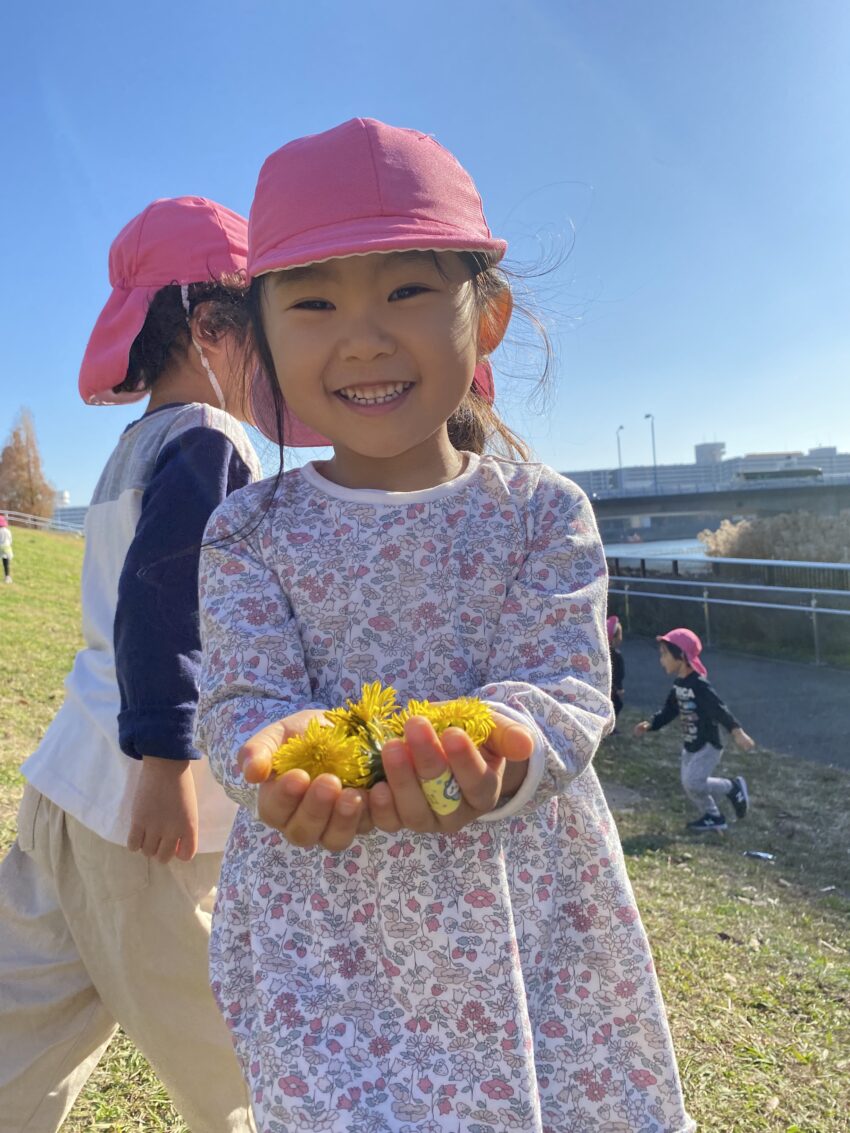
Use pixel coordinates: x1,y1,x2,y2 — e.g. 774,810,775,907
1,528,848,1130
597,725,849,1132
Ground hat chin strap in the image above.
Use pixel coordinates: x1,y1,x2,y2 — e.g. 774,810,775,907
181,284,227,411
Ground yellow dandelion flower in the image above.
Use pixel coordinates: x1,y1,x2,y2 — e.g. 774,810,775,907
390,697,495,747
325,680,398,738
270,719,377,788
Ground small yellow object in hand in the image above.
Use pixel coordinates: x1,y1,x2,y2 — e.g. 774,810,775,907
269,682,495,811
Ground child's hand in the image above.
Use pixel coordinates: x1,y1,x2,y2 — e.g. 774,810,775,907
237,710,371,851
127,756,199,863
731,727,756,752
369,711,534,835
632,721,651,737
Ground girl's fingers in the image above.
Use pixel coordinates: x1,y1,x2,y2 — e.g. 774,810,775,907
237,720,289,780
282,774,343,848
320,789,366,852
256,769,311,829
369,779,402,833
381,738,438,831
442,728,502,812
484,713,535,763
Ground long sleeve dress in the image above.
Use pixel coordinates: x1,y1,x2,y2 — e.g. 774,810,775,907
196,453,694,1133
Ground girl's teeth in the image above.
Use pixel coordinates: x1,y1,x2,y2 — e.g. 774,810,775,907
339,382,410,405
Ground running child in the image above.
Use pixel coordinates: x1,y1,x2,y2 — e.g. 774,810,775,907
0,197,275,1132
633,627,755,832
196,119,694,1132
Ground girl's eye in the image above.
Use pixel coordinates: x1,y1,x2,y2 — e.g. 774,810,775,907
389,284,430,301
291,299,334,311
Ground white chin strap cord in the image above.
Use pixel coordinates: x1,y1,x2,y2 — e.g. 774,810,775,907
181,285,227,410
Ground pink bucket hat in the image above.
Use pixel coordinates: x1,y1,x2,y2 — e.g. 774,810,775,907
79,197,250,406
248,118,506,278
657,628,707,676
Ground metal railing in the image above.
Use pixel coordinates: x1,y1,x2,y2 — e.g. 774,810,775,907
1,510,84,536
608,572,850,666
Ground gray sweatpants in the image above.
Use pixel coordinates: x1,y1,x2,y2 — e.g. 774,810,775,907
681,744,732,815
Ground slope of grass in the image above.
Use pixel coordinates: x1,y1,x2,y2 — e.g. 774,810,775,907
1,528,847,1130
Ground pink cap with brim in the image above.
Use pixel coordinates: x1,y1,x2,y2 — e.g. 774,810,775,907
606,615,620,642
657,628,707,676
248,118,506,279
246,119,505,444
250,360,496,445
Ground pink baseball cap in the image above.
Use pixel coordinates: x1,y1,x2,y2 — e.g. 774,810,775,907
657,628,707,676
606,615,621,642
248,118,506,278
246,119,504,444
79,197,250,406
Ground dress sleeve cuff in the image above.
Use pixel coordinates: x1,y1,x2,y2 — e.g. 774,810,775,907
477,700,546,823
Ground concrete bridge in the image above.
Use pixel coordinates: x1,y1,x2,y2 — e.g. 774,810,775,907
590,480,850,522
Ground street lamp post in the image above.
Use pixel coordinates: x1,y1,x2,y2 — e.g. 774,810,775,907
616,425,624,492
644,413,658,494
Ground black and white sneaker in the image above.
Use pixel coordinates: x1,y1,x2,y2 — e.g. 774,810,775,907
727,776,749,820
687,812,728,833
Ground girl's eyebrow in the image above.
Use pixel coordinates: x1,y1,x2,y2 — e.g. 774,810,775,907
269,263,340,290
269,251,439,292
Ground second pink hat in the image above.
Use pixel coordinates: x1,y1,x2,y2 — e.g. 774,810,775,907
657,628,707,677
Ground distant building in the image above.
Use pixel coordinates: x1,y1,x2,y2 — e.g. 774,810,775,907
563,443,850,497
53,505,88,532
694,442,725,465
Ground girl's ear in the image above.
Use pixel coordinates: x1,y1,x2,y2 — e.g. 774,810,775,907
189,302,221,347
478,287,513,356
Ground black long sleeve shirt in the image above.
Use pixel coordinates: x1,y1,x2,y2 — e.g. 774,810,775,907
650,672,741,753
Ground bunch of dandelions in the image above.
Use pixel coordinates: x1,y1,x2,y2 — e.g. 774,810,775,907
269,681,495,788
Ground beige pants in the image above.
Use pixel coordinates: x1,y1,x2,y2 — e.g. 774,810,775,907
0,786,255,1132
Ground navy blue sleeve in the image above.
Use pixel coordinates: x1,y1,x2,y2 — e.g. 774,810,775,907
650,687,679,731
693,679,741,735
115,427,255,761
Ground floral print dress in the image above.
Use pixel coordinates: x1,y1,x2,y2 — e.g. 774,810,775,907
196,454,694,1133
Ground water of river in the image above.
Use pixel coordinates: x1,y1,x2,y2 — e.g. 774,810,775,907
602,537,706,559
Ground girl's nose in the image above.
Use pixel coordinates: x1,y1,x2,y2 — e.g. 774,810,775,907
338,316,396,362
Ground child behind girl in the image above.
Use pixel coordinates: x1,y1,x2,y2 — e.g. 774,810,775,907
196,119,694,1132
608,613,625,720
0,198,264,1132
634,628,755,832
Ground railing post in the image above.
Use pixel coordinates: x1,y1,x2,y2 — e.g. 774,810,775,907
702,588,711,646
624,584,631,632
811,596,820,665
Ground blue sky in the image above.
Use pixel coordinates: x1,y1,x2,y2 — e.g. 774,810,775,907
1,0,848,504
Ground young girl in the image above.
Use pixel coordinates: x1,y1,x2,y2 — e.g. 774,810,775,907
196,119,694,1133
634,628,754,832
0,197,269,1132
0,515,12,583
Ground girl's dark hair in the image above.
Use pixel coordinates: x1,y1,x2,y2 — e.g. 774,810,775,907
248,249,553,465
112,276,251,395
662,640,685,661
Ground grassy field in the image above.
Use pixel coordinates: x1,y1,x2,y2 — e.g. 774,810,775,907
1,528,848,1131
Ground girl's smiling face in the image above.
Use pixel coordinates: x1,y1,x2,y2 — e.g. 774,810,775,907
258,251,488,488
